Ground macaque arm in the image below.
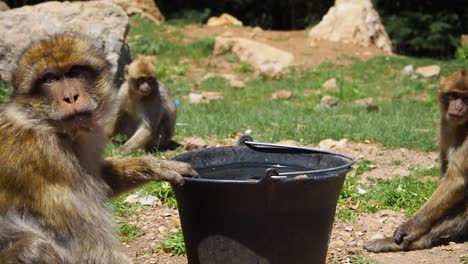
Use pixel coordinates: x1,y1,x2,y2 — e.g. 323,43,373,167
119,124,152,152
100,157,198,197
394,143,467,244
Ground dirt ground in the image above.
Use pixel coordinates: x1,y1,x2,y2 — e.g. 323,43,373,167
122,25,467,263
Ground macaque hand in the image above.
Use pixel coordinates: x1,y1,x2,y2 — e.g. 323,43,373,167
393,217,429,248
144,157,199,186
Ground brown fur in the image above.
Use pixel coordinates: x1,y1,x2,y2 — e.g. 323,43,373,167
364,69,468,252
108,56,176,153
0,35,197,263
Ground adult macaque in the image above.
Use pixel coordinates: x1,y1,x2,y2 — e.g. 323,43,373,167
364,69,468,252
0,35,197,263
110,57,176,153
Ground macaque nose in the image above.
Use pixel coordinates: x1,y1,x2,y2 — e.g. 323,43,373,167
63,94,80,104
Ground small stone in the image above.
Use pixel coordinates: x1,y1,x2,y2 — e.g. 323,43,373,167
180,137,207,150
323,78,338,92
158,226,167,233
355,97,374,106
329,239,346,248
249,26,262,39
162,213,172,217
318,138,348,150
207,13,243,27
272,90,292,99
344,226,353,232
416,65,441,78
320,95,339,107
401,64,414,75
138,195,161,206
189,92,224,104
230,79,246,89
346,247,359,254
124,194,139,204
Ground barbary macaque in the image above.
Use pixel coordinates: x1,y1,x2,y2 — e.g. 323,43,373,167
0,35,197,263
110,57,177,153
364,69,468,252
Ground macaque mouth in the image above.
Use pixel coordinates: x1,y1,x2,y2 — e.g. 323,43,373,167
63,111,93,123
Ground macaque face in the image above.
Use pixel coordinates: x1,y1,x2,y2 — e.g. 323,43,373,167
439,91,468,125
34,65,98,130
131,76,156,97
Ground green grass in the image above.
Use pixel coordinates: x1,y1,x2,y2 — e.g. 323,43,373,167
128,16,214,61
140,181,178,208
411,166,439,177
364,176,437,215
126,16,468,152
348,256,379,264
119,224,145,243
354,160,376,176
461,254,468,264
175,100,439,151
337,174,437,220
111,195,136,217
167,55,468,151
159,230,186,256
237,61,254,73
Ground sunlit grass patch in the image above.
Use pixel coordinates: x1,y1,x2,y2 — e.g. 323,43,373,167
119,224,145,243
159,230,186,256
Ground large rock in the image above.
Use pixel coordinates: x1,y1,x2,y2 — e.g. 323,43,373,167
214,36,294,79
207,13,242,27
309,0,392,53
112,0,165,24
0,1,131,85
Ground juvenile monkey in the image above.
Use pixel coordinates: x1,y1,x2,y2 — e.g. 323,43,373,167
364,69,468,252
111,57,176,153
0,35,197,263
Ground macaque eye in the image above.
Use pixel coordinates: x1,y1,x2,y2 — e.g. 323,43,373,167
67,65,94,80
42,73,59,84
137,77,149,86
440,93,457,102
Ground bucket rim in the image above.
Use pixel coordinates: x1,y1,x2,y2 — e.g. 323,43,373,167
174,139,355,184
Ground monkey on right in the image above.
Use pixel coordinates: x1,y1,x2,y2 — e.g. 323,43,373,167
365,69,468,252
110,57,176,153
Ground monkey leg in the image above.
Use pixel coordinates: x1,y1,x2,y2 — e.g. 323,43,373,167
101,156,198,196
119,125,152,153
393,164,465,245
364,235,432,253
364,237,404,252
365,204,468,253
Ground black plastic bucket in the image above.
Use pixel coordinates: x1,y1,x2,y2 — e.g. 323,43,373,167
171,136,354,264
